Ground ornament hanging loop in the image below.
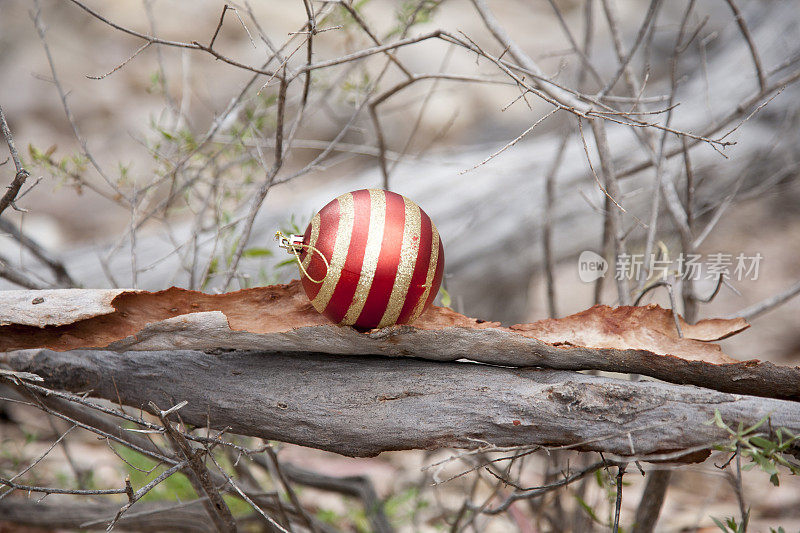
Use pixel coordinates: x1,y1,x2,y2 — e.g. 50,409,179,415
274,230,329,284
275,231,304,252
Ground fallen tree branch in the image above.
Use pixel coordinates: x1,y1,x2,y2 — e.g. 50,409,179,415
4,349,799,459
2,284,799,402
0,499,220,532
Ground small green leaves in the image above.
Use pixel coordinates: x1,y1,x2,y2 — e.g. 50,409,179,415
387,0,439,38
279,213,307,237
711,410,800,487
711,514,749,533
27,144,89,190
384,487,429,527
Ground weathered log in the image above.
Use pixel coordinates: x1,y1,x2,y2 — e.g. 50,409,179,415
4,284,799,402
5,349,799,459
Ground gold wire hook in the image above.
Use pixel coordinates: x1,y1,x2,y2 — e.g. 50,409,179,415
275,230,329,284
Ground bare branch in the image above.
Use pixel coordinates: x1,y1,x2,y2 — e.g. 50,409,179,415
86,41,152,80
65,0,276,78
0,105,30,217
598,0,664,98
32,1,127,202
104,460,190,531
587,118,632,304
469,0,591,113
544,0,604,89
726,280,800,321
0,477,127,496
0,499,219,532
618,68,800,180
0,253,47,289
0,218,75,287
223,74,288,289
724,0,766,91
542,134,569,318
459,108,559,175
481,460,606,514
613,464,627,533
154,403,238,532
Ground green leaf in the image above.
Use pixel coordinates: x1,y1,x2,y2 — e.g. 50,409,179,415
178,129,198,151
276,258,298,269
316,508,340,526
439,287,451,308
574,495,605,526
711,516,731,532
712,410,728,431
750,436,776,451
753,453,779,474
202,257,220,291
279,213,309,237
242,248,274,258
742,413,771,436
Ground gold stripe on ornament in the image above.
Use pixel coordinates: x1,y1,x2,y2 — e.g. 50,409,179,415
408,222,440,323
341,189,386,325
311,193,354,313
378,197,422,328
301,213,321,271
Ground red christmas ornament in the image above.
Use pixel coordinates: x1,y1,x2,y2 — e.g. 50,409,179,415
278,189,444,328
